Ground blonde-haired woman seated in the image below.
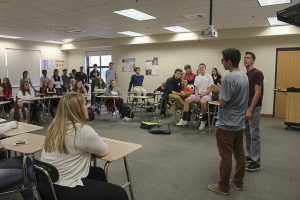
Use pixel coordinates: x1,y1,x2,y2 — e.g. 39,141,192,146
40,92,129,200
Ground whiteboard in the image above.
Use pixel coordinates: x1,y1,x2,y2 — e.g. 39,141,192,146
6,49,41,87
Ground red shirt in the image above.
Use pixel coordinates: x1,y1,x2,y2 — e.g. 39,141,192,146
183,72,196,84
246,68,264,107
1,85,12,100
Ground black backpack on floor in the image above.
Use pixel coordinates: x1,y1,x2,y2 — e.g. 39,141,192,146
120,106,134,119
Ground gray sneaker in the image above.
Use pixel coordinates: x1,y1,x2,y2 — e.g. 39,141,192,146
229,180,242,191
208,184,229,195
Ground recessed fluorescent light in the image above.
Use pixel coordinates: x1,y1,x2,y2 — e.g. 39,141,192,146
45,40,64,44
0,34,22,39
114,9,156,21
164,26,191,33
118,31,144,37
258,0,290,7
62,38,74,43
268,17,288,26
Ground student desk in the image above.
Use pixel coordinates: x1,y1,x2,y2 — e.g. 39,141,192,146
127,96,155,121
208,101,220,135
3,122,43,137
92,91,105,108
0,118,6,123
99,138,142,200
1,133,45,155
24,96,61,120
96,95,121,117
125,92,137,104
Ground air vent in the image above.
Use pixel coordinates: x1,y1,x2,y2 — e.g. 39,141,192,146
183,13,207,20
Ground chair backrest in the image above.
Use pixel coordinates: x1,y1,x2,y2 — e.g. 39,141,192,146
33,159,59,200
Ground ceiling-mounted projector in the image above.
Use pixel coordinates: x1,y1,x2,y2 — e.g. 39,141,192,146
200,25,218,37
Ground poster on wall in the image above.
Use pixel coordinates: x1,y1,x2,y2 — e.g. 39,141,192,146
42,60,55,70
122,58,135,72
145,57,158,76
55,60,65,68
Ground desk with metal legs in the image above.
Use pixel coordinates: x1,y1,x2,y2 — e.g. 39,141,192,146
1,133,45,155
3,122,43,137
96,95,121,118
96,138,142,200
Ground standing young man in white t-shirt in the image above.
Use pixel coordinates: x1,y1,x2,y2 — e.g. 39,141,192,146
177,63,214,130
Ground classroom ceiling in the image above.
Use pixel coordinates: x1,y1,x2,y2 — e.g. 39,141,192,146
0,0,299,43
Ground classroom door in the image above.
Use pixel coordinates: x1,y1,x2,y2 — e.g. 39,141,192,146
274,49,300,118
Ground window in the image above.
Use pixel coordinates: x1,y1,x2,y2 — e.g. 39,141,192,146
86,55,112,84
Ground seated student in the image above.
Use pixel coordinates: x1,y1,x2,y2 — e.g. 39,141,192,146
177,63,214,130
160,68,183,116
0,122,36,200
94,78,107,107
169,79,193,110
45,80,59,118
183,64,196,85
72,80,87,96
0,78,14,118
128,67,147,96
39,79,48,94
104,80,123,116
67,78,76,92
40,93,128,200
95,78,107,91
12,98,28,123
17,81,42,125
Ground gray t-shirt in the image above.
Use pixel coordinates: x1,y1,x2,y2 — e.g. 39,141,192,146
106,68,117,85
216,71,249,131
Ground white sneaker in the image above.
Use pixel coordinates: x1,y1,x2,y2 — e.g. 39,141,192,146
123,117,131,122
176,119,187,126
199,121,206,130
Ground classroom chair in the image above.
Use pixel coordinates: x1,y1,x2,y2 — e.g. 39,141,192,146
33,159,59,200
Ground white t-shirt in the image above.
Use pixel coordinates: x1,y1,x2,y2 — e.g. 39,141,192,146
16,90,32,100
194,73,214,95
40,123,109,187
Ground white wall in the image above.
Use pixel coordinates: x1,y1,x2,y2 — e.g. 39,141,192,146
0,38,67,80
67,34,300,115
0,38,67,97
66,50,85,71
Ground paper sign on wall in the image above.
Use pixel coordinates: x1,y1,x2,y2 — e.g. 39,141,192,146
145,57,158,76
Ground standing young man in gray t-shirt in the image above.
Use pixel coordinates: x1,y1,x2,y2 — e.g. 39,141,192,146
106,62,117,85
208,48,249,195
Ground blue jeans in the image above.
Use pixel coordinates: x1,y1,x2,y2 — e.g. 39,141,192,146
0,156,35,200
244,106,261,165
